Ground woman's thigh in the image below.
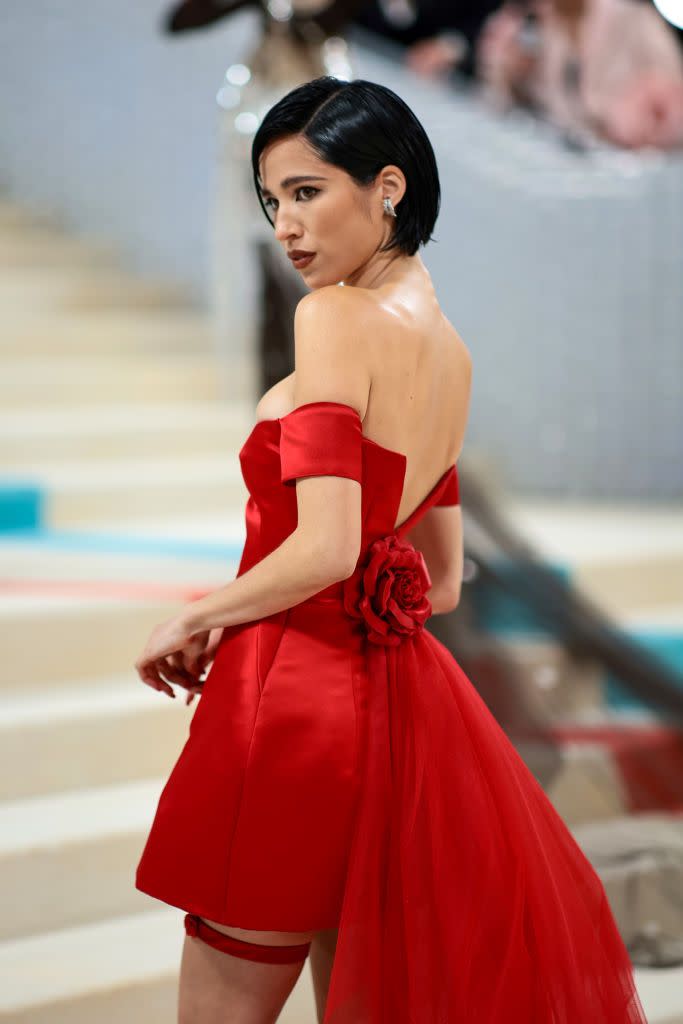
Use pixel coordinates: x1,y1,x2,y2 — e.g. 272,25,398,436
179,920,316,1024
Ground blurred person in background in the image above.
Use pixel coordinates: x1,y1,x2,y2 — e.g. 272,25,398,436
352,0,504,80
477,0,683,149
165,0,506,81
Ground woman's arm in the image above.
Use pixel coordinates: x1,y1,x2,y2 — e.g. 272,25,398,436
183,287,371,637
404,504,464,614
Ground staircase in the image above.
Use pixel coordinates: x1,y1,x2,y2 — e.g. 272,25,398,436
0,197,681,1022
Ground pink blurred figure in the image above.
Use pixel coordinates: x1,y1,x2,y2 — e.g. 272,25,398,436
477,0,683,150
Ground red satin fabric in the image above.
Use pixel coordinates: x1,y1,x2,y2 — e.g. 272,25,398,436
136,401,646,1022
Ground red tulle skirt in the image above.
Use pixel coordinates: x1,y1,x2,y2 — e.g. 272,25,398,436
323,628,648,1023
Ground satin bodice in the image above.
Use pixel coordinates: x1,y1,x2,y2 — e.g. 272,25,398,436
235,400,460,579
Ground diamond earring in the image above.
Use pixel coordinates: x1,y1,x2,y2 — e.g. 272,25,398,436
383,197,397,218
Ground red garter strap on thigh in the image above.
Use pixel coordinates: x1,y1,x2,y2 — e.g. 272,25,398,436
184,914,311,963
321,634,648,1023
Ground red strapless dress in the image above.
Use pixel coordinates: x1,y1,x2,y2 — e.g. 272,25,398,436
135,400,647,1023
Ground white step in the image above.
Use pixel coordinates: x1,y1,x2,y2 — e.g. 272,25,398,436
6,453,245,526
0,399,254,463
0,521,245,580
0,677,194,800
0,595,206,690
0,778,170,938
635,966,683,1024
1,309,216,356
0,265,193,312
0,234,118,269
0,200,61,233
0,531,242,686
0,910,183,1024
0,355,220,407
0,909,317,1024
507,497,683,616
0,907,678,1024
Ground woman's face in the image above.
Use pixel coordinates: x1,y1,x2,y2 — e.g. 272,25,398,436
258,134,401,288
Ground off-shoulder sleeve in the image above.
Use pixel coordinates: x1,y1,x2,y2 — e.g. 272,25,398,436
433,464,460,506
279,401,364,486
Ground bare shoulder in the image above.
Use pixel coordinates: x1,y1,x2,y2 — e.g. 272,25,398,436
295,284,373,329
292,286,372,413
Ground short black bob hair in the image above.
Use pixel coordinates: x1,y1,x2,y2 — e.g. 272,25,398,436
250,76,440,257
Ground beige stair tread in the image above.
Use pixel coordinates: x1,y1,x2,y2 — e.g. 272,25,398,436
620,606,683,628
1,312,213,352
0,909,181,1014
0,907,679,1021
0,201,61,231
0,264,192,295
0,674,192,801
0,776,166,854
0,235,118,266
0,400,253,436
508,497,683,564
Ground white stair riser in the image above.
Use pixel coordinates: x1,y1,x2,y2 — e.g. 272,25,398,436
45,479,245,526
0,364,220,406
2,427,246,464
2,833,158,941
1,955,315,1024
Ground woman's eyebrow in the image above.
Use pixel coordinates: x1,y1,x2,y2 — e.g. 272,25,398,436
260,175,328,197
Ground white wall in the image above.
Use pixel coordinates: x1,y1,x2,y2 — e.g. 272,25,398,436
1,0,258,302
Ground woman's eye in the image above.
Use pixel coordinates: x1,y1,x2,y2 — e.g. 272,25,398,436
263,186,319,211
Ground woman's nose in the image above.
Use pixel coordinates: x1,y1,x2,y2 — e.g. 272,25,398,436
274,213,301,243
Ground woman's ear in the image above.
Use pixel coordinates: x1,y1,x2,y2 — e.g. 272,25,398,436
378,165,407,209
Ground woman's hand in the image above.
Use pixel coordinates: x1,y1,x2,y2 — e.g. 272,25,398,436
135,613,225,704
176,626,225,705
134,612,200,698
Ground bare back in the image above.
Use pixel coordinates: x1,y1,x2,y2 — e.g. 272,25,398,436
359,286,470,529
256,280,471,531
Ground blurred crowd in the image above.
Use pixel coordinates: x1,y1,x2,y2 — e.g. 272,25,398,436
167,0,683,150
356,0,683,149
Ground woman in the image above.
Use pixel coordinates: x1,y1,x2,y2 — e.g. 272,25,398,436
134,77,647,1023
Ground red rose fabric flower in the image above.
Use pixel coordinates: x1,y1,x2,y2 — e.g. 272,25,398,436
342,533,433,646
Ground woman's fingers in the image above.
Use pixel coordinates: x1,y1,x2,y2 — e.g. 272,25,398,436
179,633,210,676
158,652,199,689
137,660,175,698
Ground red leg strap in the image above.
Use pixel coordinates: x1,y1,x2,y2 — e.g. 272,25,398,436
184,913,312,963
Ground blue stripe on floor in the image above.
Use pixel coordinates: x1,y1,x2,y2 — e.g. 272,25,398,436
0,526,244,561
0,483,43,531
